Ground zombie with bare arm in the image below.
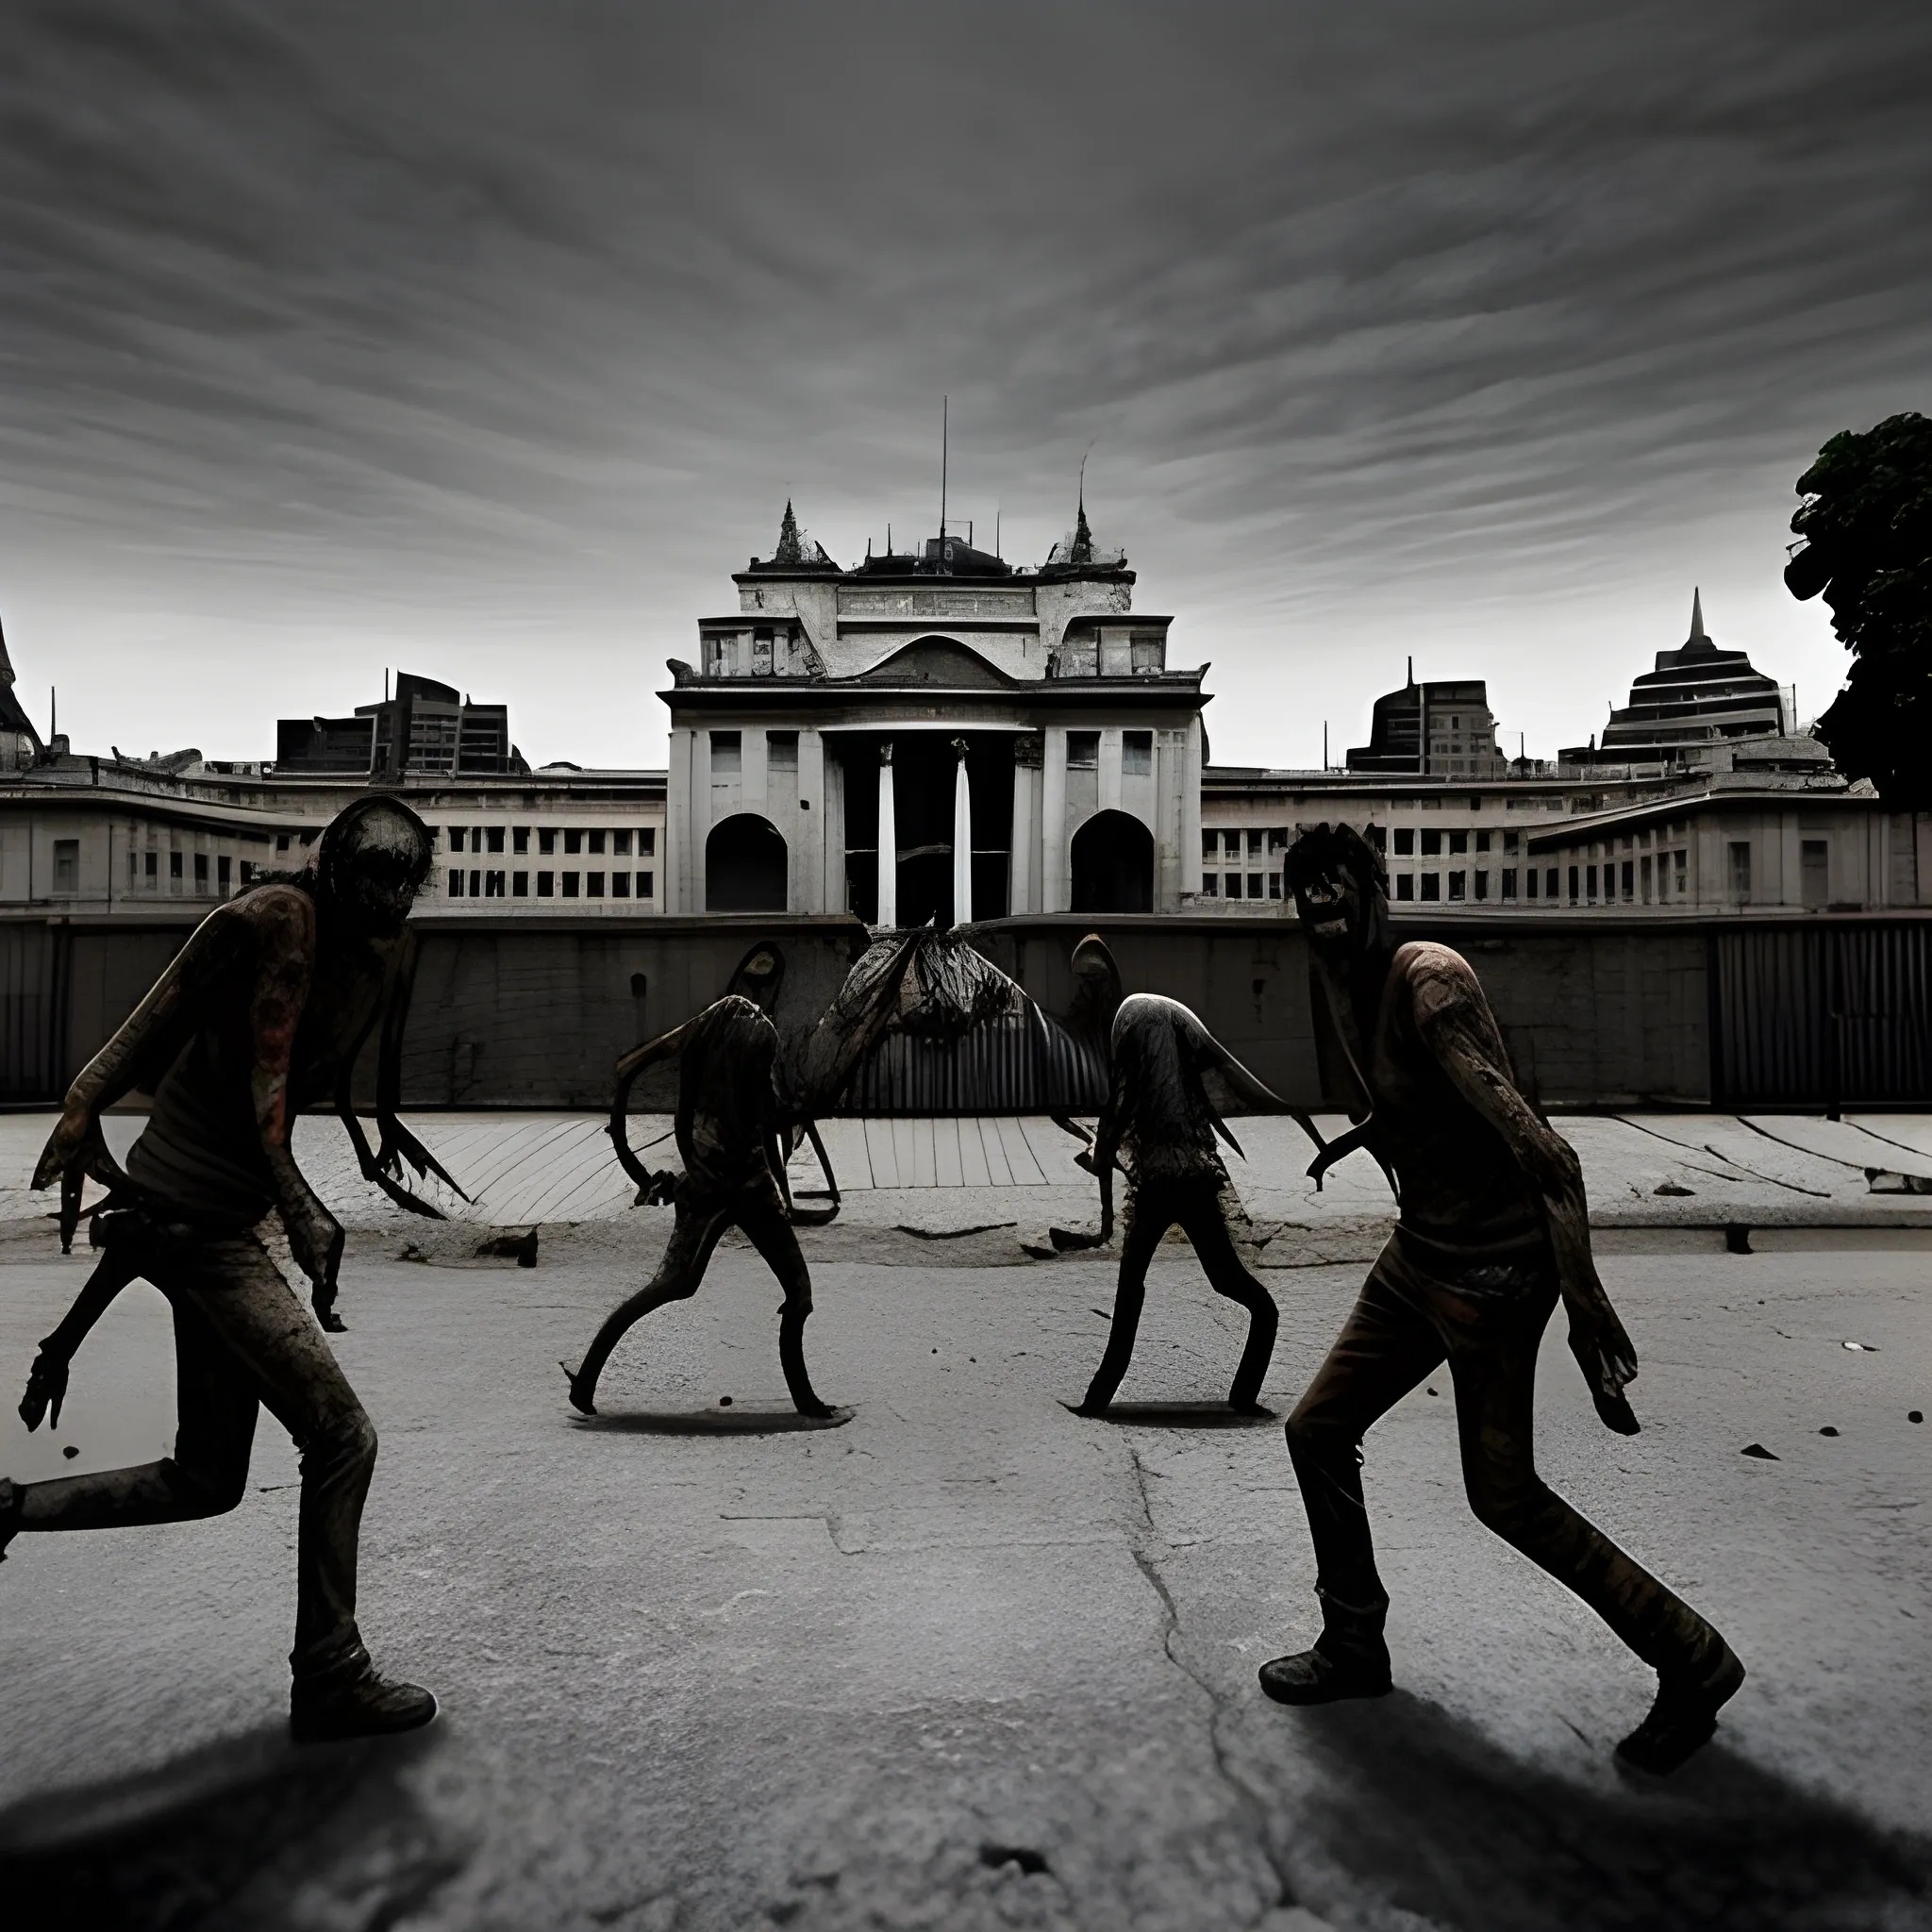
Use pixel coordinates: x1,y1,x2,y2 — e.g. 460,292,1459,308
0,799,444,1742
1069,935,1285,1418
1262,823,1741,1775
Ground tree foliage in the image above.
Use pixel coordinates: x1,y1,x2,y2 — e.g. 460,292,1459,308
1787,411,1932,807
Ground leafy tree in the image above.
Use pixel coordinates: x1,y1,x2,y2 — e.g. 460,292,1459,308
1786,410,1932,806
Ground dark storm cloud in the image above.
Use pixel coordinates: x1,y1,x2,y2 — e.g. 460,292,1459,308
1,0,1928,764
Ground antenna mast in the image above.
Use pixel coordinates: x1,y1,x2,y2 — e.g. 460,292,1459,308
940,395,948,566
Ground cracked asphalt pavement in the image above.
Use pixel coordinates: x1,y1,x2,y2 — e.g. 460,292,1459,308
2,1219,1928,1930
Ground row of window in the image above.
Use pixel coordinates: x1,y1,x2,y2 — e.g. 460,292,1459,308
1392,826,1521,858
706,730,1158,777
445,825,657,857
1390,852,1692,903
1203,828,1291,858
448,870,656,900
1201,872,1283,899
125,849,258,894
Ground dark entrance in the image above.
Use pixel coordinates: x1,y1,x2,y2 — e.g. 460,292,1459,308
834,732,1014,925
1071,809,1154,914
706,813,788,911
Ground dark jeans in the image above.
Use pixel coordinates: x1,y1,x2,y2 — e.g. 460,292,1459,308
15,1231,376,1684
1285,1233,1720,1675
1083,1174,1279,1410
575,1168,824,1413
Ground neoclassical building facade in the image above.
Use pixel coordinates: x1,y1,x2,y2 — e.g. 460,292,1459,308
660,512,1208,922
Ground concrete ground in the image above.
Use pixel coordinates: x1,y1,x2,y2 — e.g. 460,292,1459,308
0,1114,1928,1930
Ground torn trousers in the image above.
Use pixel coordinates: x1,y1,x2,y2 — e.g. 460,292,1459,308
1084,1174,1278,1410
577,1168,823,1411
1285,1230,1719,1676
13,1227,376,1685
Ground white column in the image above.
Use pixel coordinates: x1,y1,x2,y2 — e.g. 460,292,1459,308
1041,726,1069,912
876,741,897,928
1009,743,1037,913
952,737,973,927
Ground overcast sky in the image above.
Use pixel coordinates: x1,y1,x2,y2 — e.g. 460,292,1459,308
2,1,1927,771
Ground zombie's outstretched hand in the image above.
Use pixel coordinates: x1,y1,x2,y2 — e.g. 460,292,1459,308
19,1348,68,1432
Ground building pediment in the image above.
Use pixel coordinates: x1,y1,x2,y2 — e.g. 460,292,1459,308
853,636,1018,690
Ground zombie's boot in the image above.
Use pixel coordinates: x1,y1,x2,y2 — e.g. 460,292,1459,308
1615,1637,1745,1775
1258,1588,1392,1706
291,1656,438,1743
0,1477,18,1563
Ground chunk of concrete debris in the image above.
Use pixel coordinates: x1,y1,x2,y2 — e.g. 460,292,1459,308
1741,1442,1779,1459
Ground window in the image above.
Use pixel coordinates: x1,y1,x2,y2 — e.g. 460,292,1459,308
640,828,656,856
449,826,466,853
1474,869,1489,901
1123,730,1153,775
1247,872,1262,897
1393,827,1414,857
194,853,209,893
1202,874,1219,896
487,826,505,855
513,826,530,855
1801,839,1829,908
1203,830,1219,858
218,856,231,893
1504,831,1519,855
1225,873,1242,899
469,870,481,897
710,730,742,774
537,871,555,897
169,852,183,891
1067,731,1100,770
513,872,529,897
1475,830,1491,853
1507,868,1521,900
613,872,631,897
1448,871,1466,900
128,850,139,883
589,829,606,855
1587,864,1598,900
565,829,583,855
768,730,799,770
485,871,506,897
449,869,465,897
587,872,605,896
239,859,254,886
1674,850,1687,895
540,829,557,856
562,872,580,898
1640,855,1652,902
1247,829,1263,857
1421,829,1441,857
1224,832,1241,859
1421,874,1441,901
638,871,654,897
1268,873,1282,899
1395,874,1414,901
1567,865,1579,903
145,851,158,885
53,839,78,893
276,834,291,853
1728,842,1751,900
752,628,774,675
614,828,633,856
1449,830,1468,855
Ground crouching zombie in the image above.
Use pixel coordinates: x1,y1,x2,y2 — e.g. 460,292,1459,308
0,799,441,1743
1263,822,1741,1774
1072,937,1285,1417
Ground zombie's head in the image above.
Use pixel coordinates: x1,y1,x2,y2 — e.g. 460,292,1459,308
1068,933,1124,1045
1284,822,1391,965
314,797,434,940
725,940,786,1014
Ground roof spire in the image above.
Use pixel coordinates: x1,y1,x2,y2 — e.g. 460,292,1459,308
1689,586,1706,641
1070,456,1094,565
774,499,804,566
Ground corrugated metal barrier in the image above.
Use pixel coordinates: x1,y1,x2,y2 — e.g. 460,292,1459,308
843,1007,1108,1116
1713,924,1932,1107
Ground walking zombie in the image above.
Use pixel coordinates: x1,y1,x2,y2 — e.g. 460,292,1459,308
1065,935,1288,1418
563,930,924,1421
1,797,455,1741
1262,822,1742,1774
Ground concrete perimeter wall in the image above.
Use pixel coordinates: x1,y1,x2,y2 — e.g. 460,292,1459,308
1,908,1729,1111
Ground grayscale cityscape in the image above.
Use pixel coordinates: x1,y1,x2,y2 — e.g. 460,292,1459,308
0,6,1927,1931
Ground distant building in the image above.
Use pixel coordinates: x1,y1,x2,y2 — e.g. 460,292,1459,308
1562,591,1788,767
662,498,1207,919
275,672,527,778
1345,664,1508,779
0,623,46,773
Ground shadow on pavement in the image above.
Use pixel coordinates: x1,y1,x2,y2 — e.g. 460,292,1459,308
0,1722,470,1931
571,1405,855,1435
1063,1401,1281,1428
1279,1690,1932,1931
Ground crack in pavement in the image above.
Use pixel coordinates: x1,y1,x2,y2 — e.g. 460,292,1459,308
1125,1446,1298,1925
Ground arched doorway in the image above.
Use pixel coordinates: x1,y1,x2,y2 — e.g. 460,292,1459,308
706,813,788,911
1071,810,1154,914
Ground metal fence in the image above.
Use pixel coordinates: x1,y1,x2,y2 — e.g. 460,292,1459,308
843,1008,1108,1116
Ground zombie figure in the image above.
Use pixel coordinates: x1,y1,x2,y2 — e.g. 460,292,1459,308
565,932,921,1421
1,798,446,1742
1264,822,1741,1775
1070,936,1286,1417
